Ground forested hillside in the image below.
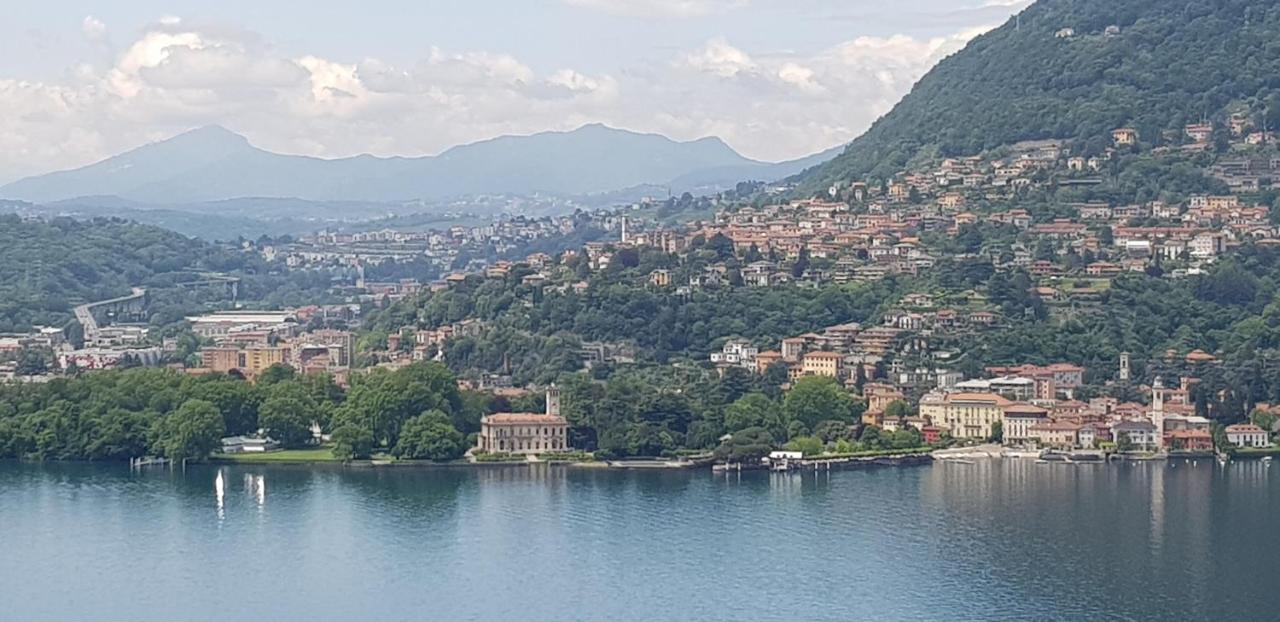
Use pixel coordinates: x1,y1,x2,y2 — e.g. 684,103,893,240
0,215,332,332
806,0,1280,185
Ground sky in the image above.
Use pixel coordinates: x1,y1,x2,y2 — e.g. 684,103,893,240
0,0,1029,184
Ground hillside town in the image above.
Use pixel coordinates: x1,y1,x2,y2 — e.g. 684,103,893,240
4,112,1280,462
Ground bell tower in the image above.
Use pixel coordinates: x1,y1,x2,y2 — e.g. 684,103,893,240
546,384,561,418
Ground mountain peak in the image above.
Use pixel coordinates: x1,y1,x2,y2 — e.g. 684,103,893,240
163,125,252,150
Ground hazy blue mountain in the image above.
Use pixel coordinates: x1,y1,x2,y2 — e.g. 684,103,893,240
2,124,841,205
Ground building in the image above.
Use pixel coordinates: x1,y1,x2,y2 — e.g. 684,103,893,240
1030,422,1080,449
710,339,758,370
475,386,571,455
1003,403,1049,446
221,435,281,454
1225,423,1272,448
1113,420,1159,451
1166,429,1213,452
1112,128,1139,146
921,425,942,445
919,392,1011,440
781,337,805,362
186,311,296,339
202,345,290,378
801,351,843,379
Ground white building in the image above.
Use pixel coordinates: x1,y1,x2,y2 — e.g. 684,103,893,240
1225,423,1272,448
1113,421,1159,450
710,339,758,370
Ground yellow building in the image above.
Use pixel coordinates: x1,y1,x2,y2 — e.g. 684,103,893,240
801,351,842,378
201,345,289,378
1112,128,1138,146
919,392,1011,440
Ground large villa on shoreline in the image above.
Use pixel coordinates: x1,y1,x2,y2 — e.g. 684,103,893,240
475,386,571,455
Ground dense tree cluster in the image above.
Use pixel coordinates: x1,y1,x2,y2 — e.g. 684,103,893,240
0,362,481,463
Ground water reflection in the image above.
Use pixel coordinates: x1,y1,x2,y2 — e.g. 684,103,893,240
243,473,266,510
214,469,225,521
0,460,1277,621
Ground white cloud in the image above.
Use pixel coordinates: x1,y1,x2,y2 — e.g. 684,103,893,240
81,16,107,40
0,15,996,182
562,0,746,18
680,38,755,78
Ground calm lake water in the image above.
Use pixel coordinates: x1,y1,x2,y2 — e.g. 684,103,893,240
1,459,1276,621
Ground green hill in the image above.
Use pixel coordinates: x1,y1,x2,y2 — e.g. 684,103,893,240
805,0,1280,186
0,216,215,331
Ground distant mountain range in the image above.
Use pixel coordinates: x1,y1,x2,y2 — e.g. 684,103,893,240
2,124,840,205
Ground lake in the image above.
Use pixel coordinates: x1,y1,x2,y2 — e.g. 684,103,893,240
1,459,1276,621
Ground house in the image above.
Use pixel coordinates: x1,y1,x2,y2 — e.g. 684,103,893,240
1166,429,1214,452
1184,123,1214,144
921,425,942,445
781,337,806,362
710,339,758,370
1078,423,1104,449
1030,422,1081,449
1225,423,1272,448
221,435,281,454
1112,128,1139,146
1112,420,1159,450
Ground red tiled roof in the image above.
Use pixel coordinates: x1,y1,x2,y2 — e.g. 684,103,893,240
482,413,567,425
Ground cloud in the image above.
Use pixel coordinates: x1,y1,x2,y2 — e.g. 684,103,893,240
81,16,107,40
0,15,997,182
680,38,756,77
562,0,746,18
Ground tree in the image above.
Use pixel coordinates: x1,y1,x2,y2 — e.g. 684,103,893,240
152,400,225,461
256,364,298,386
792,247,811,278
814,420,852,443
331,424,375,460
14,349,48,376
258,397,314,448
1116,432,1135,453
988,420,1004,443
884,400,909,419
760,362,790,399
723,393,786,440
785,435,824,457
184,378,260,437
714,427,775,464
891,427,924,449
784,376,857,431
392,410,466,461
1250,408,1278,433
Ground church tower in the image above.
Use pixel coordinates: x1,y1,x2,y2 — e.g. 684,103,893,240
1119,352,1131,382
545,384,562,418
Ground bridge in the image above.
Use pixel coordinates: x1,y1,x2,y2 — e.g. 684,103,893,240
177,274,240,301
75,288,147,344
